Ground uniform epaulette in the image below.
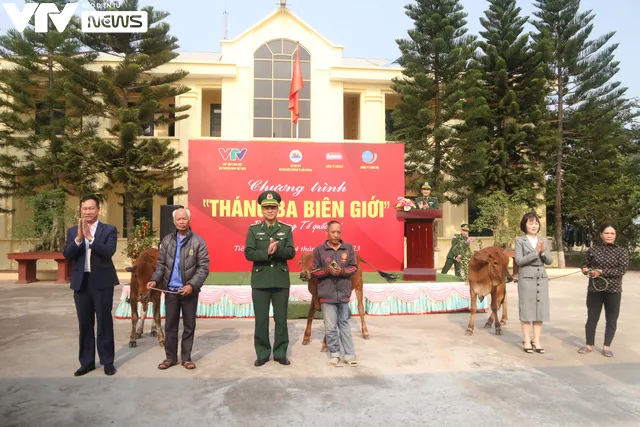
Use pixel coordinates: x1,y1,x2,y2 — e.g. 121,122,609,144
277,221,292,228
250,220,262,227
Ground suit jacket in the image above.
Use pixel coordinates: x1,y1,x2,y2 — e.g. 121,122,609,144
244,220,295,289
63,222,119,291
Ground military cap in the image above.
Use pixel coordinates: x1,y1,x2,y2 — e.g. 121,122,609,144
257,191,281,207
421,182,432,190
460,223,470,231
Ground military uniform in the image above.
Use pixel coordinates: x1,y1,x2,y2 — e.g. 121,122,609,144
244,191,295,366
441,224,471,277
414,181,439,209
414,196,439,209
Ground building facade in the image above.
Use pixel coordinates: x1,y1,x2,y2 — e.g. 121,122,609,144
0,6,470,271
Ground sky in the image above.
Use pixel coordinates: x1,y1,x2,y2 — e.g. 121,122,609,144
1,0,638,100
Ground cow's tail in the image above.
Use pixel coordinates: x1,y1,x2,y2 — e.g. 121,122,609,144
358,256,398,283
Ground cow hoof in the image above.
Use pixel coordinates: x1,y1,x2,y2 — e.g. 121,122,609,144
136,332,142,339
483,322,492,329
362,334,370,340
129,341,137,348
150,330,157,337
302,338,310,346
321,347,328,353
159,341,165,348
500,320,508,326
495,329,503,336
465,329,474,336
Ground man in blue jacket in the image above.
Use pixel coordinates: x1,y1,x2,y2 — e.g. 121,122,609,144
63,195,119,376
311,220,359,366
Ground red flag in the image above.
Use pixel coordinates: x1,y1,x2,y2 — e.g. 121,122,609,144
289,43,304,124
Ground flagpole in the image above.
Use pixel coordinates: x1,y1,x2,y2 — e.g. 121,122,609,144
296,121,299,142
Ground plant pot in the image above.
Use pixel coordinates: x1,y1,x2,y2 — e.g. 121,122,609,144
403,205,412,211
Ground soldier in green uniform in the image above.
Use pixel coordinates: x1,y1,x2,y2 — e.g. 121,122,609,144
414,182,439,210
244,191,295,367
441,223,471,277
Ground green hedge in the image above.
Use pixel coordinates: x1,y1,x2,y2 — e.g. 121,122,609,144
564,251,639,270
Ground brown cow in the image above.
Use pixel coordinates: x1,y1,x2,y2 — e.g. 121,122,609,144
127,248,164,348
465,246,513,336
299,252,396,351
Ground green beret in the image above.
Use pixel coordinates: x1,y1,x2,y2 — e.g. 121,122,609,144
257,191,281,207
461,223,470,231
421,182,432,190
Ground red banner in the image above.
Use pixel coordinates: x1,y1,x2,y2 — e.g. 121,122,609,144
188,141,405,272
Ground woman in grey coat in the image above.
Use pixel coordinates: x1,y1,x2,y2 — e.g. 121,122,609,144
515,212,553,354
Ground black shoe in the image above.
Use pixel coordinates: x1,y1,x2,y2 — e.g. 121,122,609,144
104,364,117,376
74,363,95,377
274,357,291,366
254,357,269,367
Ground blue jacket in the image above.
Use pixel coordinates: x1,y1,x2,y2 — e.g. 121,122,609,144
63,223,119,291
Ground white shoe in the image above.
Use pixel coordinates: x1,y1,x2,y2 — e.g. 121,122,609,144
328,357,340,366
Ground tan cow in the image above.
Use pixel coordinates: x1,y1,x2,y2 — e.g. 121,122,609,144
299,252,396,351
127,248,164,348
465,246,513,336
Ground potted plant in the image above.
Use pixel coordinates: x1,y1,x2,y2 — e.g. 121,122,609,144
122,217,157,264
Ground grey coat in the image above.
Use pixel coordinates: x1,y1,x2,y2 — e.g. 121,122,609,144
515,235,553,321
151,229,210,292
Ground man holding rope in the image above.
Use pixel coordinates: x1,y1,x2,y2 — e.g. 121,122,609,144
148,208,210,370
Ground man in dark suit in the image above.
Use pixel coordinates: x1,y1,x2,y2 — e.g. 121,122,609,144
63,195,119,376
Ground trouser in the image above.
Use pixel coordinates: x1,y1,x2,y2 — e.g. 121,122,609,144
164,291,199,363
585,291,622,347
322,302,355,360
252,287,289,360
74,273,115,367
441,257,461,277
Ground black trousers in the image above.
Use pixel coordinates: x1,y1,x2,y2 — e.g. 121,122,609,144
164,292,199,363
73,273,115,367
585,291,622,347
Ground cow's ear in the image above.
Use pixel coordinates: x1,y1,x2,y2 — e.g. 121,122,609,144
474,255,489,264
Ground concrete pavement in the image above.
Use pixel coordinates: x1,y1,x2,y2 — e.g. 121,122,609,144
1,272,639,426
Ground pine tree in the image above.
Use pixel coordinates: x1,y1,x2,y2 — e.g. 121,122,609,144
472,0,553,205
562,100,640,251
81,0,190,240
391,0,477,191
532,0,627,266
0,0,103,233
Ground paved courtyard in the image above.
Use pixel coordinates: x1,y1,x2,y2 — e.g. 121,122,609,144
1,271,639,427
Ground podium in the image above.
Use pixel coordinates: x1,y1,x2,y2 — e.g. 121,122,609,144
396,209,443,281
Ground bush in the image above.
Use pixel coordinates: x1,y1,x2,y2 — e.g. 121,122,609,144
12,189,75,252
122,217,157,263
471,190,530,251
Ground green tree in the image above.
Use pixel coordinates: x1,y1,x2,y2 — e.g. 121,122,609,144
391,0,477,191
0,0,103,240
533,0,628,266
471,0,553,205
562,101,640,252
81,0,190,240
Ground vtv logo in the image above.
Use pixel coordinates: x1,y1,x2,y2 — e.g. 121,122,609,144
218,148,248,162
3,2,78,33
3,3,149,33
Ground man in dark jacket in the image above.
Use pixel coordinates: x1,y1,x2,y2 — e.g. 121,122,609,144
311,220,359,366
148,208,210,370
63,195,119,377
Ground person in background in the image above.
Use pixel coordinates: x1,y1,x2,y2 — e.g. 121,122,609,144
441,224,471,277
414,182,439,210
578,223,630,358
514,212,552,354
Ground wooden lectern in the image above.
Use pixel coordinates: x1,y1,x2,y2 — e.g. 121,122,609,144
396,209,443,281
